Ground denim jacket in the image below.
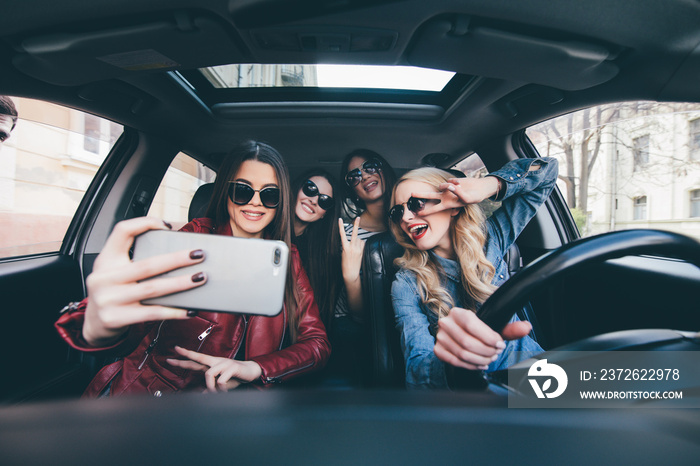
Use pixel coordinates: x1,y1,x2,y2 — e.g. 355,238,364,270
391,157,558,389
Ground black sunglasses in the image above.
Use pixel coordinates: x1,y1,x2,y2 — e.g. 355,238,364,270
389,197,439,224
302,179,334,211
228,182,280,208
345,159,383,187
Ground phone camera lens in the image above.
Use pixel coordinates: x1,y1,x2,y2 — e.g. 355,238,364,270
273,248,281,265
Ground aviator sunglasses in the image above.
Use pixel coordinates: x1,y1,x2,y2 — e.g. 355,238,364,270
389,197,440,224
228,182,280,208
345,159,383,187
302,179,334,211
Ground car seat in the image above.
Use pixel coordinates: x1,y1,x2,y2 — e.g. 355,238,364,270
188,183,215,222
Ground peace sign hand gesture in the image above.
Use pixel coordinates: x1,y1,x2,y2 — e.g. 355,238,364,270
338,216,365,283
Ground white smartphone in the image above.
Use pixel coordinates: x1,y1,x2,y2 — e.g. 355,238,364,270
131,229,289,316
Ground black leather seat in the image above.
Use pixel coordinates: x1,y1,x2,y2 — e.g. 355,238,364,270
362,231,406,388
362,231,541,388
188,183,215,222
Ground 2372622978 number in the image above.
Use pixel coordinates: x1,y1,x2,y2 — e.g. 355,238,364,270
599,369,680,381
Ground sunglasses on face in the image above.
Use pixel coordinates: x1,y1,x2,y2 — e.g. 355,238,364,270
389,197,439,224
228,182,280,208
302,179,334,211
345,159,383,187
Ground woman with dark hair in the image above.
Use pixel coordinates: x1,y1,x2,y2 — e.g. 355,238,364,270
336,149,397,321
291,169,342,327
331,149,397,385
56,141,330,396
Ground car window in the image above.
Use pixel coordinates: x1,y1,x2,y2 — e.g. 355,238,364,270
527,102,700,241
147,152,216,229
0,97,123,259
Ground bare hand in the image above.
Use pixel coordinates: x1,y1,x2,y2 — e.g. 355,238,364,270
82,217,207,347
411,177,501,216
167,346,263,392
434,307,531,370
338,216,365,283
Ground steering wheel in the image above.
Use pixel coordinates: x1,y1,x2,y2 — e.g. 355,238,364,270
478,229,700,331
447,229,700,390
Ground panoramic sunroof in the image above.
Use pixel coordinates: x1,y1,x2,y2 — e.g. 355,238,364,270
199,64,455,92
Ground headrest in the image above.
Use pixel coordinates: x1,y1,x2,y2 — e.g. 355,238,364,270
188,182,215,222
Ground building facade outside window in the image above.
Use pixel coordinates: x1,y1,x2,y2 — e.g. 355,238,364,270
633,196,647,220
690,118,700,161
633,135,650,171
691,189,700,218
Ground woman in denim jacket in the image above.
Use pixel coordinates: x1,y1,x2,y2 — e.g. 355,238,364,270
389,157,558,389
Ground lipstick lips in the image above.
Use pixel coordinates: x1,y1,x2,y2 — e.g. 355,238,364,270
408,222,428,240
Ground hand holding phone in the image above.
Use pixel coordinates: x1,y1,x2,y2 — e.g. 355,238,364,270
82,218,205,347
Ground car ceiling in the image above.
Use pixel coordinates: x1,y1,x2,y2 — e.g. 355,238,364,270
1,0,700,171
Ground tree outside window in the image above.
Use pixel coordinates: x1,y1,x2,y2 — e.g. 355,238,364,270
633,196,647,220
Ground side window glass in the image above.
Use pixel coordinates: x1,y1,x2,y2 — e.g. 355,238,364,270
451,152,501,217
147,152,215,229
527,102,700,241
0,97,123,258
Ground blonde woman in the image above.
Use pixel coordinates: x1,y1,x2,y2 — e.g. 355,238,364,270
389,157,558,389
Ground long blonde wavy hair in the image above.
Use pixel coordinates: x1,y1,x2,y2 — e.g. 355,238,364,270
390,168,497,319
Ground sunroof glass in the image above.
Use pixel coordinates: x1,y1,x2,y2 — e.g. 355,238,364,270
199,64,455,92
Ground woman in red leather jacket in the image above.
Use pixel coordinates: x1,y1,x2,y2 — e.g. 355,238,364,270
56,141,330,397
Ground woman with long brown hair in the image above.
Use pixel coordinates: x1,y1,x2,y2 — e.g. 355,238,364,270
56,141,330,396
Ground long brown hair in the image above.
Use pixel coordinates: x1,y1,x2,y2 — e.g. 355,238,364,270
291,169,342,327
205,141,302,342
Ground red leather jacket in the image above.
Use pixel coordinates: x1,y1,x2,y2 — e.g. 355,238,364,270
55,218,330,397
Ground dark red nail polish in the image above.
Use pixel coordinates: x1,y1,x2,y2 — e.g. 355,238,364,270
189,249,205,260
187,310,198,317
163,221,173,229
191,272,206,283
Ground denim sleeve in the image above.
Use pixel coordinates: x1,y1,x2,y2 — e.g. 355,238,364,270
391,271,447,389
485,157,559,260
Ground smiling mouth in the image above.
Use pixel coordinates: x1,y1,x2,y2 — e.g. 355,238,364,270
301,202,314,214
242,210,265,219
409,224,428,239
363,180,378,192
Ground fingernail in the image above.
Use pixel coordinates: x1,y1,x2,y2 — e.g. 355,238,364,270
187,310,198,317
189,249,205,260
191,272,206,283
496,341,506,349
491,354,499,361
163,221,173,229
478,365,489,370
447,185,455,191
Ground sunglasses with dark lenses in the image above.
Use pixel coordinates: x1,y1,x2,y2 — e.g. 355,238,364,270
228,182,281,208
389,197,439,224
345,159,383,187
302,179,334,211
